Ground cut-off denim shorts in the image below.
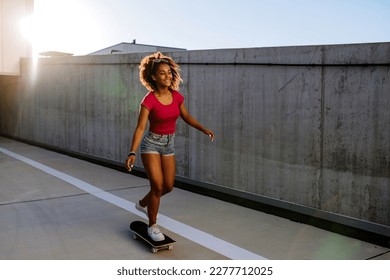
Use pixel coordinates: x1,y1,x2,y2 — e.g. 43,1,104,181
140,131,175,156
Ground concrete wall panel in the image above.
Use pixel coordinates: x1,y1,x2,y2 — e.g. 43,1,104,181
1,43,389,229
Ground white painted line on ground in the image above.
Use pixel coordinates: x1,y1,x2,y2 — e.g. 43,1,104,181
0,146,266,260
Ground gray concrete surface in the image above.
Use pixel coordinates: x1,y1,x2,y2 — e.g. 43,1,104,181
1,43,389,234
0,137,389,260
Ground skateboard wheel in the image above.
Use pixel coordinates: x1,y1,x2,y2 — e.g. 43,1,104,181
168,245,173,250
151,248,157,254
132,233,137,240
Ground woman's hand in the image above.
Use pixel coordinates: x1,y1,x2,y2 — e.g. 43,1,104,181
203,129,215,142
125,155,135,172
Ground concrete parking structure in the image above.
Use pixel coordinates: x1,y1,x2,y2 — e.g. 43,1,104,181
0,137,389,260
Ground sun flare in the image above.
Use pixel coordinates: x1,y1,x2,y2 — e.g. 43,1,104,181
20,0,102,56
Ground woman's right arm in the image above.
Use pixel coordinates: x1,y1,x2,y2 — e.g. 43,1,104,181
125,106,149,171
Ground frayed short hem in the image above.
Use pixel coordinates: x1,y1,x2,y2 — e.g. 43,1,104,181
141,152,175,157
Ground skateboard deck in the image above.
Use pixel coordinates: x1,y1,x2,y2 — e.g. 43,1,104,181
130,221,175,253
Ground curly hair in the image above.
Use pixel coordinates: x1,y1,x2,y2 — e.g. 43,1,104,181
139,52,182,91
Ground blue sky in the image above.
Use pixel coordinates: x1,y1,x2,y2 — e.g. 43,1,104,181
32,0,390,55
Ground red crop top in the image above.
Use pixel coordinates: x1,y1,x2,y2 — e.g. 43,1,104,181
141,90,184,135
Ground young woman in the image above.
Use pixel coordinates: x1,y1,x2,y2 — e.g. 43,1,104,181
125,52,214,241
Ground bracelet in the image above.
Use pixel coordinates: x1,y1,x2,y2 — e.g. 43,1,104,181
128,151,136,157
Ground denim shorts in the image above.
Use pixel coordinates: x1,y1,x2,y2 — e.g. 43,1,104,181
140,131,175,156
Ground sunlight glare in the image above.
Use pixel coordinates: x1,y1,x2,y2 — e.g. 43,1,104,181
20,15,36,43
26,0,101,56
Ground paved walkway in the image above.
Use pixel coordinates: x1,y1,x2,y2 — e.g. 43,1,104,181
0,136,389,260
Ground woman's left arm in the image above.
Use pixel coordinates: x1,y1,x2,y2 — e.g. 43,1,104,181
179,103,215,141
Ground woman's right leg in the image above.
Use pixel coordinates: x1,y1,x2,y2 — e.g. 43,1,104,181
139,156,176,213
141,153,164,226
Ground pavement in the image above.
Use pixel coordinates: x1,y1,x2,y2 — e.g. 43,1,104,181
0,136,389,260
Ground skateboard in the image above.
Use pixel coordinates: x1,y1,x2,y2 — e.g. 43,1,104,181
130,221,175,253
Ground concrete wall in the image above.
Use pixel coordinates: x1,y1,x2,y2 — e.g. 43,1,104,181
0,43,389,233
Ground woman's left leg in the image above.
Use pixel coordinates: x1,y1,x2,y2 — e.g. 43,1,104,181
161,155,176,194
